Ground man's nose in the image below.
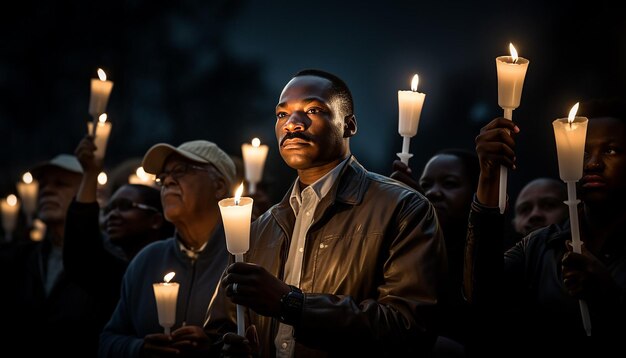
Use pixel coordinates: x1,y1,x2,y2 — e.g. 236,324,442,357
283,113,307,132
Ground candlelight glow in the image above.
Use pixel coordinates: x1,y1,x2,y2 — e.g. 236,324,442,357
251,138,261,147
164,272,175,283
99,113,108,123
22,172,33,184
7,194,17,206
98,172,108,185
136,167,151,180
568,102,580,123
97,68,107,81
234,182,244,205
411,74,419,92
509,43,518,63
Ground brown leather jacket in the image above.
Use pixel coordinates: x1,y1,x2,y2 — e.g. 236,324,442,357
206,156,446,357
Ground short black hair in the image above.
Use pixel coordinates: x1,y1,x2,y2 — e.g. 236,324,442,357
293,69,354,116
433,148,480,190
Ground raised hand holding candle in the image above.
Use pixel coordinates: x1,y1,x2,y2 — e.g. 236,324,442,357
552,102,592,336
153,272,180,335
1,194,20,243
17,172,38,226
218,183,253,336
397,74,426,165
495,43,530,214
241,138,269,195
87,113,112,161
89,68,114,135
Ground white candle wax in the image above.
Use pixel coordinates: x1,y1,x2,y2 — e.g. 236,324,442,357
87,115,113,160
218,196,253,255
553,117,588,182
397,74,426,137
496,55,529,110
89,69,114,118
16,172,38,220
153,273,180,334
241,138,269,194
1,194,20,237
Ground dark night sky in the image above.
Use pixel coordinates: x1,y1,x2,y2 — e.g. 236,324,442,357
1,0,625,206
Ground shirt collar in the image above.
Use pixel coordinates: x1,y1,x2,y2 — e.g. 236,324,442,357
289,156,350,209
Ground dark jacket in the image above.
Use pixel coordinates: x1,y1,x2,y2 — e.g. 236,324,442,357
206,156,446,357
464,198,626,356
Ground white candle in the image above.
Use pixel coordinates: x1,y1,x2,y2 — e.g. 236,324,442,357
1,194,20,241
553,103,589,182
152,272,180,335
89,68,114,118
397,74,426,165
87,113,112,161
495,43,530,214
129,167,157,187
30,218,46,242
218,183,253,336
17,172,38,225
241,138,269,195
218,183,253,255
496,43,529,111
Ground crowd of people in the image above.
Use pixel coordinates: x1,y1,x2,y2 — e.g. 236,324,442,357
0,69,624,357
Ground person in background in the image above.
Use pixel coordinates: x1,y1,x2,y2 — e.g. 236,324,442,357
207,69,446,357
99,140,235,358
464,98,626,355
512,177,568,237
64,135,174,332
0,154,104,356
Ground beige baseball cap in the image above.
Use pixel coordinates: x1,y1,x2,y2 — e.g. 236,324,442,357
142,140,236,186
31,154,84,179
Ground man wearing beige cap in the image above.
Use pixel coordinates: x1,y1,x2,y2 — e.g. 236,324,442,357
0,154,100,356
100,140,235,358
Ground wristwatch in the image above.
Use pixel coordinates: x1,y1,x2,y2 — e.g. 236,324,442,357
279,285,304,326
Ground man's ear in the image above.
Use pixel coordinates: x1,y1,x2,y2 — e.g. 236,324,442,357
343,114,357,138
214,175,229,200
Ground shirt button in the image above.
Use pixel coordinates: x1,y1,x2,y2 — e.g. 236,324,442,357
306,211,310,216
281,342,288,349
299,247,304,253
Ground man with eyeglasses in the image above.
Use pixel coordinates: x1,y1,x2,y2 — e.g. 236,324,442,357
100,139,236,358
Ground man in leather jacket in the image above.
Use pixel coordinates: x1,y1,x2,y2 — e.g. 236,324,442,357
206,69,447,357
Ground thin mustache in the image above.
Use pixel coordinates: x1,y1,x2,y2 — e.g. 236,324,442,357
280,132,312,147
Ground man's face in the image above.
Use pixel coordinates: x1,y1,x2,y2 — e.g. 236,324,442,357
275,75,349,170
158,155,218,224
579,117,626,206
513,180,567,236
37,168,81,225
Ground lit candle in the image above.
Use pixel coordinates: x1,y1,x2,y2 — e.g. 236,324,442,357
397,74,426,164
17,172,38,226
89,68,114,120
495,43,530,214
552,102,592,336
1,194,20,242
98,172,108,186
218,183,253,336
241,138,269,194
30,218,46,242
128,167,157,187
152,272,180,335
87,113,112,161
97,171,109,208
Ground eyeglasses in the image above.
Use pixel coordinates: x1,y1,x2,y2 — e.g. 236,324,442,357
103,198,159,215
155,163,210,186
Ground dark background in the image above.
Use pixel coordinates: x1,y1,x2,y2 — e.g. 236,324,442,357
1,0,625,208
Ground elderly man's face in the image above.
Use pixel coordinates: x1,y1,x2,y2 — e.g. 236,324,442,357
37,168,81,225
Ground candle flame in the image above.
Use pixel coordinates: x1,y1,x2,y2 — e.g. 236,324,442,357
97,68,107,81
509,43,519,64
234,182,244,205
22,172,33,184
411,74,419,92
252,138,261,147
7,194,17,206
98,172,108,185
164,272,175,283
99,113,108,124
568,102,580,124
